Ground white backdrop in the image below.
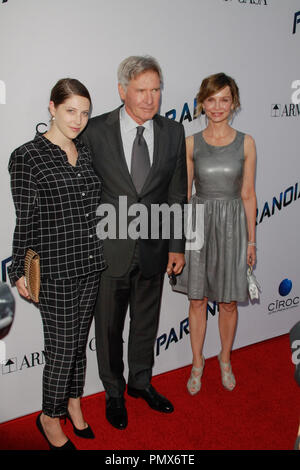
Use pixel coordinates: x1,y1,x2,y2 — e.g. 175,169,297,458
0,0,299,423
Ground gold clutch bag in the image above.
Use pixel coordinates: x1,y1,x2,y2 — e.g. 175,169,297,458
24,249,40,303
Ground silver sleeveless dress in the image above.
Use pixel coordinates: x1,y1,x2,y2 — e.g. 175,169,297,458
175,130,248,302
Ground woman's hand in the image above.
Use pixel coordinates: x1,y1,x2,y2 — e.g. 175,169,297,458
247,245,256,267
15,276,31,300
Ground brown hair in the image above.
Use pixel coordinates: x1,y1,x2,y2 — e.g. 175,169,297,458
50,78,91,107
195,73,240,117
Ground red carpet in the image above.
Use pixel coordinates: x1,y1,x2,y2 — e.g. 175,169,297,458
0,334,299,450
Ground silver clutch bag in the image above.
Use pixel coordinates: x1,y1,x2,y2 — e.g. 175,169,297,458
247,266,261,300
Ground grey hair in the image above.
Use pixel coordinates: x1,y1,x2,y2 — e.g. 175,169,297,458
117,55,163,90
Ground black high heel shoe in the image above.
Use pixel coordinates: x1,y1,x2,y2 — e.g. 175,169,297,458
36,413,76,450
65,411,95,439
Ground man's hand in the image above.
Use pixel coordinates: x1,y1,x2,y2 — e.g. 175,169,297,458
166,252,185,276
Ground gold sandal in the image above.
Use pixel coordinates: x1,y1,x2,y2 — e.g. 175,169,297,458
187,357,205,395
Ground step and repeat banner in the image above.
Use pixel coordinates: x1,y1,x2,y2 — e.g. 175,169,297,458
0,0,299,423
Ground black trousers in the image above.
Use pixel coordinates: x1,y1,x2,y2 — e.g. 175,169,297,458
39,272,100,417
95,245,165,397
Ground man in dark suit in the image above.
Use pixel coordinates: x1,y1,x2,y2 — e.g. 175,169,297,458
82,56,187,429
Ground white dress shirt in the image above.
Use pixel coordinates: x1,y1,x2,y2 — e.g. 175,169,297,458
119,106,154,171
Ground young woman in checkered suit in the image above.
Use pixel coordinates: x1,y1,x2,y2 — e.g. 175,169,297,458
8,79,106,450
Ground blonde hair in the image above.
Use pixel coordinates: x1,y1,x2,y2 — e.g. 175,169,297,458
195,73,240,117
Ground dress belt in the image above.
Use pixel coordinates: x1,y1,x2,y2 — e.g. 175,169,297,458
193,193,241,202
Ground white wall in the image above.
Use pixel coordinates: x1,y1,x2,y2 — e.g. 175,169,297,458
1,0,299,422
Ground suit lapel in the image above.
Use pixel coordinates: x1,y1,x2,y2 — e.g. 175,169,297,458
152,115,163,168
106,107,137,195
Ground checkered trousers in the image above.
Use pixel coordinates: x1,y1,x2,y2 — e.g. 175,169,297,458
39,272,100,418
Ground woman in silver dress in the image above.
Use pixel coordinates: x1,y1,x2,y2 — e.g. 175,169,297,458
184,73,257,395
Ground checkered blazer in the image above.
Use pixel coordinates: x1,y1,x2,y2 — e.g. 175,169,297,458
8,133,106,285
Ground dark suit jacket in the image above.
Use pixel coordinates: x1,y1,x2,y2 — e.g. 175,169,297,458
81,106,187,278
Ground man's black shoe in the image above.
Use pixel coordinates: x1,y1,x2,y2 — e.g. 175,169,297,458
127,385,174,413
105,396,128,430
